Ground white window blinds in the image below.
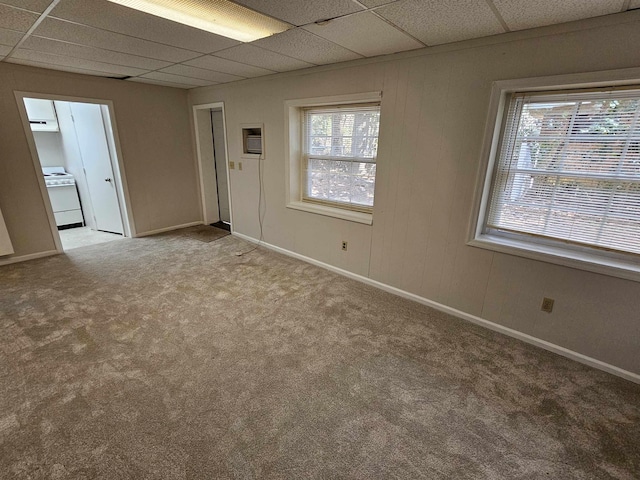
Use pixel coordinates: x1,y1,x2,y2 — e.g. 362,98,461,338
487,88,640,255
303,104,380,211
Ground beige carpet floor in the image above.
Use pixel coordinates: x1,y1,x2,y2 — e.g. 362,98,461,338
179,225,230,243
1,230,638,479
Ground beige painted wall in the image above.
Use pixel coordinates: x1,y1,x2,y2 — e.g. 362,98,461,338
190,12,640,375
0,62,201,258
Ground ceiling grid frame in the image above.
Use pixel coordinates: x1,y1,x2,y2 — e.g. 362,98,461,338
0,0,637,89
4,0,61,58
484,0,511,32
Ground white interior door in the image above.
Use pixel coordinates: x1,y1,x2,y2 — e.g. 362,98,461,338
69,103,124,235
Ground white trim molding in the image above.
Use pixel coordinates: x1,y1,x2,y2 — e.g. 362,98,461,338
13,91,137,250
0,207,14,256
284,92,381,225
0,250,59,267
233,231,640,385
135,221,203,237
287,201,373,225
192,101,234,231
468,68,640,283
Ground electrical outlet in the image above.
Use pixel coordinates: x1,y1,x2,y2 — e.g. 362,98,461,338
341,241,348,251
229,161,235,170
541,297,554,313
238,162,243,171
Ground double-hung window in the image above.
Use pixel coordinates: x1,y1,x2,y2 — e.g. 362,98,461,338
474,82,640,279
302,104,380,212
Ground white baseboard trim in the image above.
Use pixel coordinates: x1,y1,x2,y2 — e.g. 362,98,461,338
0,249,59,266
135,221,203,238
232,232,640,384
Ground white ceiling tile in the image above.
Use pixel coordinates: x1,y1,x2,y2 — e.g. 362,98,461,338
251,29,362,65
50,0,240,54
492,0,625,31
33,18,201,63
303,12,423,57
0,0,52,13
183,55,275,78
0,44,12,58
232,0,363,26
11,49,150,76
213,44,314,72
127,77,192,89
376,0,504,46
358,0,400,7
0,4,39,32
141,71,214,87
0,27,23,46
158,64,243,83
7,57,122,77
22,36,172,70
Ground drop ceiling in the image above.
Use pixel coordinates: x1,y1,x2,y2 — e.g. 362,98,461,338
0,0,635,89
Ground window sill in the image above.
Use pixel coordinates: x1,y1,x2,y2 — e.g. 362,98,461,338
286,201,373,225
468,234,640,283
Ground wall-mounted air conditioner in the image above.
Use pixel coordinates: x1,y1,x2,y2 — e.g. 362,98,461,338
24,98,60,132
241,124,264,159
246,135,262,154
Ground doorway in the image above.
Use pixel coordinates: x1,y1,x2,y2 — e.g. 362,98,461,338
193,102,233,231
210,109,230,229
17,94,132,251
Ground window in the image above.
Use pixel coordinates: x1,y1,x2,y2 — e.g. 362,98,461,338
302,104,380,212
285,93,382,225
473,80,640,280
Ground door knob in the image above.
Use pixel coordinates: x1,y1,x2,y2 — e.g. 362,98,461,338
105,178,112,182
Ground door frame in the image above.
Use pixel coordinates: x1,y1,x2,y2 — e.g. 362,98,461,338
192,101,233,231
14,91,135,252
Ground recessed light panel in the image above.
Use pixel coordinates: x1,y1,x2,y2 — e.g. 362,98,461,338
108,0,291,42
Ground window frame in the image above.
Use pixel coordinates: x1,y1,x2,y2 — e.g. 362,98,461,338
469,69,640,282
285,92,382,225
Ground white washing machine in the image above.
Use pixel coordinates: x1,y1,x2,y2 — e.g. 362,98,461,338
43,167,84,228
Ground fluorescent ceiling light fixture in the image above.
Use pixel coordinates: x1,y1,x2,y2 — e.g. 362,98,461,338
108,0,291,42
